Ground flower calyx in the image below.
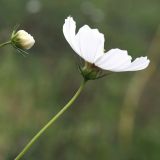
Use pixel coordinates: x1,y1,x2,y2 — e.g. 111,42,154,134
78,62,110,81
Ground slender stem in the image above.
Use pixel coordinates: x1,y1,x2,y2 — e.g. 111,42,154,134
15,79,87,160
0,41,11,48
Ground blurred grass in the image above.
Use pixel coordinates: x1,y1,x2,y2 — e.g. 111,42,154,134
0,0,160,160
119,25,160,147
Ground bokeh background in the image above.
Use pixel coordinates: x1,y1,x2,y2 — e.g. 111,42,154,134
0,0,160,159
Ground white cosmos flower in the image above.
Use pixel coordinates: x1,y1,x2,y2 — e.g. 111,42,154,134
63,16,150,72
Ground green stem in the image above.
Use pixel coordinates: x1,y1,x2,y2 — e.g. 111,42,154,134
15,79,87,160
0,41,11,48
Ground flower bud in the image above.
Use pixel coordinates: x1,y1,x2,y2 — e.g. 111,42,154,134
11,30,35,50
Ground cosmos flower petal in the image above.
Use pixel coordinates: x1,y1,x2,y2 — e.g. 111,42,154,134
63,16,81,56
119,57,150,71
63,16,104,63
95,48,150,72
75,25,104,63
95,49,132,71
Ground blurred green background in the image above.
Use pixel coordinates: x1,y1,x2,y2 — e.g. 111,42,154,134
0,0,160,159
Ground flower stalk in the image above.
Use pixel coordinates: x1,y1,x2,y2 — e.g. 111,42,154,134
0,41,11,48
15,79,86,160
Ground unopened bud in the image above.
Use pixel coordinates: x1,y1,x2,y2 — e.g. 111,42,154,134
11,30,35,50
